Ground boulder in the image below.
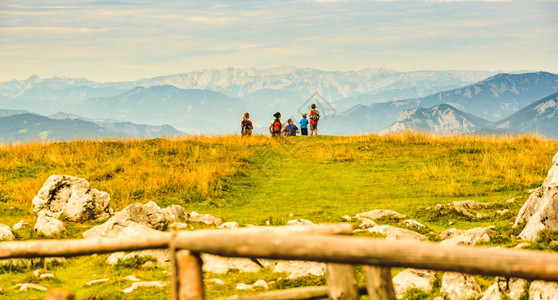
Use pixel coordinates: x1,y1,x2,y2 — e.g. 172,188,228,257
272,260,326,279
439,226,494,246
355,209,406,220
529,280,558,300
201,254,262,274
392,268,436,298
34,213,65,236
287,219,314,226
83,202,168,238
189,211,222,225
219,221,240,229
0,223,15,241
358,218,377,229
14,283,48,291
122,281,167,293
160,205,188,223
32,175,113,222
405,219,426,229
12,220,29,231
435,200,491,219
440,272,482,300
480,277,527,300
368,225,428,242
514,152,558,241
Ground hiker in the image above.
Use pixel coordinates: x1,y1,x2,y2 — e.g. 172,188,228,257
284,119,300,136
269,112,284,137
241,112,253,136
300,113,309,136
309,103,320,136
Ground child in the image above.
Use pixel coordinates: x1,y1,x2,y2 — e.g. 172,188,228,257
284,119,300,136
300,113,308,136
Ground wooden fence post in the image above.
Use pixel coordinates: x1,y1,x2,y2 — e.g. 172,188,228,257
326,263,359,299
175,250,204,300
365,266,395,300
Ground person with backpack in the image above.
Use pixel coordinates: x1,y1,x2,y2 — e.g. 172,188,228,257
269,112,284,137
241,112,253,136
284,119,300,136
299,113,309,136
309,103,320,136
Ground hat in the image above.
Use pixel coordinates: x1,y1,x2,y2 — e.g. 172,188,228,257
273,112,281,118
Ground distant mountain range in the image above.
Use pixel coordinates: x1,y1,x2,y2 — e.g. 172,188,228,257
379,92,558,138
0,67,557,140
0,110,183,143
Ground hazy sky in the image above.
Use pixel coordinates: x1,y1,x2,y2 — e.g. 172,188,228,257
1,0,557,82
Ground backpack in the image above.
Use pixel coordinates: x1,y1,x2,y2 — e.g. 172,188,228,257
241,120,252,135
311,110,320,122
272,118,282,133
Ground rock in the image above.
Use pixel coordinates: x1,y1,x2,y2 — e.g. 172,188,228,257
32,175,113,222
122,281,167,293
160,205,188,223
206,278,225,285
236,283,253,290
496,209,510,215
12,220,29,231
359,218,377,229
514,243,531,249
83,202,169,238
202,254,263,274
272,260,326,279
34,214,65,236
107,249,169,267
287,219,314,226
368,225,428,242
506,198,516,204
141,261,156,269
33,269,56,280
480,277,526,300
86,278,110,286
405,219,426,229
514,152,558,241
440,272,481,300
451,200,491,219
169,222,190,230
392,268,436,298
124,275,140,282
529,280,558,300
0,223,15,241
355,209,406,220
253,279,269,289
341,215,352,222
15,283,48,291
439,226,494,246
189,211,222,225
219,221,240,229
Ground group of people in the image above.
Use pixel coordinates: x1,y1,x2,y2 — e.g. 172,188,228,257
241,104,320,137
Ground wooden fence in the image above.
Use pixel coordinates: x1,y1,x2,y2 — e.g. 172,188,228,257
1,224,558,299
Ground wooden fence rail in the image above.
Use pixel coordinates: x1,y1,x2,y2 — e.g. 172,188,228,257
1,224,558,300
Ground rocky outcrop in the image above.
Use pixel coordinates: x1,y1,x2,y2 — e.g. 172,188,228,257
438,226,494,246
392,268,436,298
434,200,491,219
32,175,114,236
514,152,558,241
0,224,15,241
440,272,481,300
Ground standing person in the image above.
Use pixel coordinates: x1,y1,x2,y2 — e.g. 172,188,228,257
241,112,253,136
284,119,300,136
269,112,284,137
299,113,309,136
309,103,320,136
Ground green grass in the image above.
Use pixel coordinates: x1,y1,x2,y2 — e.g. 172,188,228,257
1,133,557,299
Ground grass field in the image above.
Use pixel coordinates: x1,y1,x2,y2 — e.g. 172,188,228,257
1,132,557,299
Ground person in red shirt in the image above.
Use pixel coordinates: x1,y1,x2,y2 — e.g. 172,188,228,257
309,103,320,136
241,112,253,136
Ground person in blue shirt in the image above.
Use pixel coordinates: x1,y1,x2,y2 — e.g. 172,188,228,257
284,119,300,136
299,113,309,136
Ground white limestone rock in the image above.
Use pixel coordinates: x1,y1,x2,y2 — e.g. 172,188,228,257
355,209,406,220
440,272,482,300
34,213,65,236
122,281,167,293
368,225,428,242
529,280,558,300
0,223,15,241
439,226,494,246
392,268,436,298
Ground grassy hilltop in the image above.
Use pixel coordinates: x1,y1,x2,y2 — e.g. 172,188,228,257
1,133,557,299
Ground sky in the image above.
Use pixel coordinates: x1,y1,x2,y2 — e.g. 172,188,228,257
1,0,557,83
